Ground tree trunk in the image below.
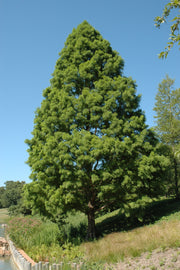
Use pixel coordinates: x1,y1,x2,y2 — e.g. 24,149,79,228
173,158,179,199
87,208,96,240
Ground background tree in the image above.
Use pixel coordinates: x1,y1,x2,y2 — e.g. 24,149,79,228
154,75,180,198
154,0,180,58
0,186,5,208
25,21,169,239
0,181,25,208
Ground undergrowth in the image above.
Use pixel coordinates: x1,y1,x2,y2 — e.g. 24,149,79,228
6,198,180,267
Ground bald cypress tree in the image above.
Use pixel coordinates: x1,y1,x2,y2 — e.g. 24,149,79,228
25,21,168,239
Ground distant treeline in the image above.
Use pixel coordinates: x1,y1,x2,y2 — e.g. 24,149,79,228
0,181,31,215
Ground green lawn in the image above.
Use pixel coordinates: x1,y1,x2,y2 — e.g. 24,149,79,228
0,208,9,223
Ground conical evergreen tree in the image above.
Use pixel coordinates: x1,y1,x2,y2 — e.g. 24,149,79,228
25,21,168,239
154,75,180,198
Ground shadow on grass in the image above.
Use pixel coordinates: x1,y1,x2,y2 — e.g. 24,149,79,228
95,198,180,238
60,198,180,244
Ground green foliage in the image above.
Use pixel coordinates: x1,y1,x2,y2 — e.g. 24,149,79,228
62,211,87,244
0,181,25,208
7,216,84,264
25,21,169,239
27,243,84,265
79,262,110,270
7,199,180,267
7,216,60,249
0,180,31,215
0,187,5,208
153,75,180,197
154,0,180,58
154,75,180,145
8,202,32,216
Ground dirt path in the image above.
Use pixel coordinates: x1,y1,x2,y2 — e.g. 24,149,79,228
113,247,180,270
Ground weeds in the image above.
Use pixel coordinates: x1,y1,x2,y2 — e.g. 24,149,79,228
171,256,177,262
159,259,165,266
150,266,157,270
146,252,152,259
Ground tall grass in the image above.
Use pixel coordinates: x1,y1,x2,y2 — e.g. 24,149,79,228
7,217,59,258
81,219,180,263
7,216,83,263
6,199,180,266
81,199,180,263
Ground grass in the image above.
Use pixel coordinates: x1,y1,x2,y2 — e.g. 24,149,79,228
81,218,180,263
5,198,180,268
7,216,84,263
81,199,180,263
8,217,59,247
95,198,180,237
0,208,9,223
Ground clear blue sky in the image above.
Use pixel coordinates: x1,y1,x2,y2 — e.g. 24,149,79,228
0,0,179,186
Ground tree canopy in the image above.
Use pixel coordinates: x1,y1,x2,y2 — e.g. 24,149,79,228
0,181,25,208
155,0,180,58
154,75,180,146
25,21,169,239
154,75,180,197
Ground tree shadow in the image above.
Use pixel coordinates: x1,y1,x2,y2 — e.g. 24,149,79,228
96,198,180,238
